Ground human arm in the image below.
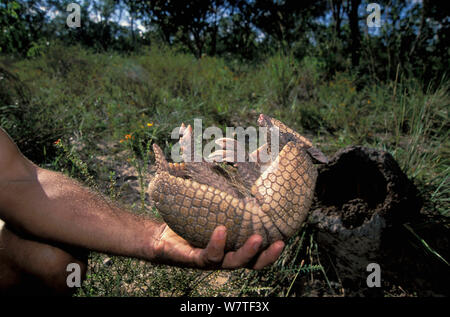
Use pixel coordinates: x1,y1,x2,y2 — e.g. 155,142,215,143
0,129,284,269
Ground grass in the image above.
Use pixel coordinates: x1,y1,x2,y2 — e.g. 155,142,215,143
0,43,448,296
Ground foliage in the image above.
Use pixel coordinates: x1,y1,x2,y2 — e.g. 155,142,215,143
1,1,448,86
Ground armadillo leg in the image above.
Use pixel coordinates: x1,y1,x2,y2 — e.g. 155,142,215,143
208,139,264,189
153,143,239,196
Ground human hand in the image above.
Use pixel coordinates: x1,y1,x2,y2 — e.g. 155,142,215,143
151,223,284,270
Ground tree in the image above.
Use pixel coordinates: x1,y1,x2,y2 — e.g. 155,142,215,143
346,0,361,67
139,0,225,58
0,0,47,55
251,0,326,53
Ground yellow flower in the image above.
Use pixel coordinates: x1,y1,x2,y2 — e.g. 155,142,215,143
147,122,153,127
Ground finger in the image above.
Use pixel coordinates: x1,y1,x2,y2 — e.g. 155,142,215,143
252,240,285,270
202,225,227,265
222,234,263,269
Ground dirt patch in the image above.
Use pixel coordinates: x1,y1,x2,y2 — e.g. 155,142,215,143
93,141,155,210
341,198,371,229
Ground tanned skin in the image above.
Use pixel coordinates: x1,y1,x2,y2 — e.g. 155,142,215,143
0,128,284,295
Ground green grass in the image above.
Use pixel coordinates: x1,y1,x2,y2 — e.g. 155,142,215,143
0,43,448,296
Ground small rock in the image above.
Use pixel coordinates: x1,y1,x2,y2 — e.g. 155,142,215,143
103,257,113,267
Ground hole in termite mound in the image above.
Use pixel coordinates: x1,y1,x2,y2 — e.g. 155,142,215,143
316,148,388,208
315,146,389,228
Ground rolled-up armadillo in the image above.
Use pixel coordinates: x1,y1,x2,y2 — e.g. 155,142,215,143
147,114,327,251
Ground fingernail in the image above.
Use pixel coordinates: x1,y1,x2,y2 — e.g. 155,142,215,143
253,240,261,252
217,227,226,239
